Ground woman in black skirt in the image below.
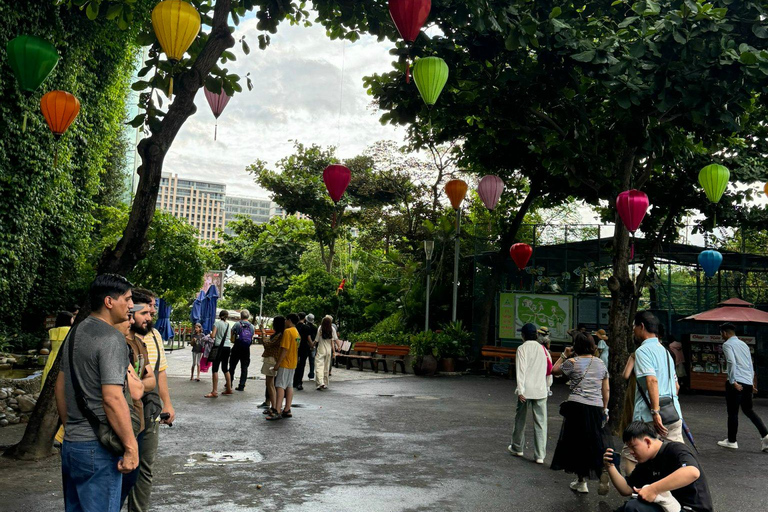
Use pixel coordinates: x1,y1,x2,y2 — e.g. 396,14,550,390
551,332,611,494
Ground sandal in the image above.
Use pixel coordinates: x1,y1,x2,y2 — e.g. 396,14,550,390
262,407,278,415
281,409,292,418
265,412,282,421
204,392,218,398
222,390,233,395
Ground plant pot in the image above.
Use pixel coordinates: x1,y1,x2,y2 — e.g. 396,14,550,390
454,357,468,372
439,358,455,373
413,354,438,377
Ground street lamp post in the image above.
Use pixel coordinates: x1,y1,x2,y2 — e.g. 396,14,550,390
424,240,434,332
259,275,266,325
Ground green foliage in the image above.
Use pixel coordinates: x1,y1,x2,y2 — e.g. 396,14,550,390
0,0,150,332
0,328,44,354
276,267,340,318
439,320,473,358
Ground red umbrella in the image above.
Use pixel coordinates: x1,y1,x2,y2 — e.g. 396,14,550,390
204,86,231,140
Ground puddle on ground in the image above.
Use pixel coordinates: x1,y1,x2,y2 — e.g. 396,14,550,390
372,394,439,400
185,451,263,467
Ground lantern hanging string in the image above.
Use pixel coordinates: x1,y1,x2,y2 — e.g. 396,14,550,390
337,39,346,151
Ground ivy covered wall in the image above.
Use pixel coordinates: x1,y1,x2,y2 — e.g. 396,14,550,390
0,1,151,332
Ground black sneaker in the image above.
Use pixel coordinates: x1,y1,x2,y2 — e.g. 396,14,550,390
236,386,245,391
296,385,304,390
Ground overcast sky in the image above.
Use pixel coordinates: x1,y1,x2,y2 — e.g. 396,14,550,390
161,15,406,198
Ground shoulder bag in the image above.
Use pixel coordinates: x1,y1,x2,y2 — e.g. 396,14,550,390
208,323,230,362
559,356,594,417
636,348,680,426
67,324,140,456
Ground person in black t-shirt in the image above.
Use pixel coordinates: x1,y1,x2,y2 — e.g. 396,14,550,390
293,312,310,390
604,421,714,512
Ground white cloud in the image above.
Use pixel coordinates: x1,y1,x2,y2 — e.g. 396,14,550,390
162,14,408,198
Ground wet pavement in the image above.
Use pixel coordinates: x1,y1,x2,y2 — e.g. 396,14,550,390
1,346,767,511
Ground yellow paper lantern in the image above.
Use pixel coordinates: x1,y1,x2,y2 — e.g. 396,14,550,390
152,0,201,96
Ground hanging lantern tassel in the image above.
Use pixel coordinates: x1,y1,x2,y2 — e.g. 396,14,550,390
214,121,217,141
54,139,59,167
630,233,636,261
406,60,411,83
169,74,174,99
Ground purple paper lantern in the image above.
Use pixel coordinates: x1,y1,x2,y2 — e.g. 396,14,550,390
204,86,232,140
478,175,504,211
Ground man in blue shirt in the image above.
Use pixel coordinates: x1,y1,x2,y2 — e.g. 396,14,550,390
632,311,684,444
716,322,768,452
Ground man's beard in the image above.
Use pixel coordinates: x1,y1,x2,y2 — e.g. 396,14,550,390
131,319,154,336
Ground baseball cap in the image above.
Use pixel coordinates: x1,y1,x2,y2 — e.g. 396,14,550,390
521,323,538,340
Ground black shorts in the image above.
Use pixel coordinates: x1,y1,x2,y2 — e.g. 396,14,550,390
212,346,231,374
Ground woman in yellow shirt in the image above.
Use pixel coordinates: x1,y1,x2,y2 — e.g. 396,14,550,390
42,311,74,389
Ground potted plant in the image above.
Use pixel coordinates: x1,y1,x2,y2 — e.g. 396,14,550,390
409,331,439,376
439,321,473,372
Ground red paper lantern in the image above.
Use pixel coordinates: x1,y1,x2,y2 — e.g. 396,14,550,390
616,189,649,233
388,0,431,43
323,164,351,203
444,179,468,210
509,243,532,271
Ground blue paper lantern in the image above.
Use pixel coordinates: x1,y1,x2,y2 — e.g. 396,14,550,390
698,250,723,278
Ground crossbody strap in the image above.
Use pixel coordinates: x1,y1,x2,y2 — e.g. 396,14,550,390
150,331,161,373
67,323,105,433
636,345,676,409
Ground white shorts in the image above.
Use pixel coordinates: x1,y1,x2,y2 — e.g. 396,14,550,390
274,367,295,389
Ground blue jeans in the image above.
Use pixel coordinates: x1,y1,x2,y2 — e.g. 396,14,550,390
62,440,122,512
308,348,316,378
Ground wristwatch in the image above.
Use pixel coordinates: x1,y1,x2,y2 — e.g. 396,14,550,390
651,409,660,416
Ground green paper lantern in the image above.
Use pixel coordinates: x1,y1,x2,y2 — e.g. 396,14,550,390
6,35,59,93
412,56,449,107
698,164,730,203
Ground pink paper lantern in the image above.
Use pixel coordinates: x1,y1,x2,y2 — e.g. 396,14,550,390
478,175,504,211
323,164,351,203
616,189,649,233
204,87,231,140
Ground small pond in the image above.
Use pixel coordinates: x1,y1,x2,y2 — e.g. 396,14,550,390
0,369,41,380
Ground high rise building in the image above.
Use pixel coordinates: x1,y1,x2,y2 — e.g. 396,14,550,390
157,173,226,242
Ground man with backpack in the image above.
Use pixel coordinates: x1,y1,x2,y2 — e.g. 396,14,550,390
230,309,255,391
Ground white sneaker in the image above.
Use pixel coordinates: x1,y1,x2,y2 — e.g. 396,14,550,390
717,439,738,450
761,435,768,452
535,458,544,464
598,471,610,495
570,480,588,494
507,445,523,457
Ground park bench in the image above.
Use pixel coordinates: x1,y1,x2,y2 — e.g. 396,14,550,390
373,345,410,374
481,345,562,378
337,341,378,372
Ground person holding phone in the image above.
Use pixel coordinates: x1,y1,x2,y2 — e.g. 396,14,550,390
603,422,713,512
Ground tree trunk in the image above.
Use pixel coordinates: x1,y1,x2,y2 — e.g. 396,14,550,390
5,0,235,460
475,185,539,357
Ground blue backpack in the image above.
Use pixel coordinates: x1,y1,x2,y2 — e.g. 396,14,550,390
236,321,254,346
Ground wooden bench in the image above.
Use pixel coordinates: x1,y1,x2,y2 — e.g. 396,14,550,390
481,345,562,378
481,346,517,378
335,341,378,372
374,345,410,374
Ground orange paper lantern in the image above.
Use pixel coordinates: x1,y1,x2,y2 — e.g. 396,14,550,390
40,90,80,136
444,179,468,209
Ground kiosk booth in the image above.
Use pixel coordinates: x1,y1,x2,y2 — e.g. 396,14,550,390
679,298,768,394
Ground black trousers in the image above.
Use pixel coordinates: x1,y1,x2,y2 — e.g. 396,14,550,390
726,381,768,442
293,346,311,387
229,344,251,388
616,500,664,512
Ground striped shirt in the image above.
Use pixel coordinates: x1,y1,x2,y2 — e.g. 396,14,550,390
137,328,168,372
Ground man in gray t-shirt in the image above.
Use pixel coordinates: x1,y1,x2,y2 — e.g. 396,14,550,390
60,316,129,442
55,273,138,512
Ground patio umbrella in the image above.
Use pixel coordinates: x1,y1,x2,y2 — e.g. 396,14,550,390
200,284,219,334
154,298,174,341
190,289,205,324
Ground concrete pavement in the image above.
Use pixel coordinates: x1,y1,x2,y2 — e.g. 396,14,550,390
1,345,767,511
